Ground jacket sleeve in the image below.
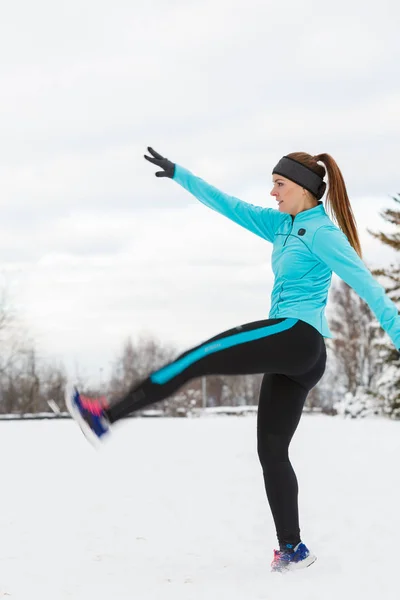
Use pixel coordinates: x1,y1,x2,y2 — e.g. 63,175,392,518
313,225,400,350
173,164,286,243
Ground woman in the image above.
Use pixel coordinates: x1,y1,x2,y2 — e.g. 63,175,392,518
67,148,400,573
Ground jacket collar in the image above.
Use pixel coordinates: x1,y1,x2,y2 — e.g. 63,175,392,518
290,201,326,222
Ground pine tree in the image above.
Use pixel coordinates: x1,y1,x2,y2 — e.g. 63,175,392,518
367,195,400,417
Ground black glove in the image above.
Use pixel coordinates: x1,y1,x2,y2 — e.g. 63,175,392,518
144,147,175,178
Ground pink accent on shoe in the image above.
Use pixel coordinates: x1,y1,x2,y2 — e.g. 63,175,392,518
80,395,108,416
271,549,281,569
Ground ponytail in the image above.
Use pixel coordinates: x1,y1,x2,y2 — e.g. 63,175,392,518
287,152,362,258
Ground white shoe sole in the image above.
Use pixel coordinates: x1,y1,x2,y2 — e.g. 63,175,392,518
287,553,317,571
272,553,317,573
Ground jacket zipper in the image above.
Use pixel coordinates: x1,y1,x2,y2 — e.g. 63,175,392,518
283,216,295,247
278,216,296,311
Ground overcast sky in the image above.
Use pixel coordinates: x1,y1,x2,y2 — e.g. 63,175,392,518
0,0,399,382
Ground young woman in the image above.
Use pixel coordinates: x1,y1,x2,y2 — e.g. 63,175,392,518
67,148,400,573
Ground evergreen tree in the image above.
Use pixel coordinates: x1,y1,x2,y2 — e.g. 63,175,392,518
367,195,400,417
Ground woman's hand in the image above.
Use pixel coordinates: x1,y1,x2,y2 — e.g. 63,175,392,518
144,147,175,178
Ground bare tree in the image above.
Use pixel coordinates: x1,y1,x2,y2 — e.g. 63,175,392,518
108,335,177,409
0,339,68,415
16,347,41,413
0,288,21,377
40,362,68,411
327,279,385,397
0,288,33,414
219,374,262,406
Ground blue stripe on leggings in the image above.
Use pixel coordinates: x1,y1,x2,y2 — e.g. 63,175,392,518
150,318,298,385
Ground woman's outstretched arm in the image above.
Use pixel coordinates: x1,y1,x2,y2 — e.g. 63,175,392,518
312,224,400,350
144,147,285,243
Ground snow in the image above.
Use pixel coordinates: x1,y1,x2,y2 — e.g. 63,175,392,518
0,414,399,599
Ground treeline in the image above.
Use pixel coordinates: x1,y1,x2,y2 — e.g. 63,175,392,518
0,196,398,418
0,298,67,414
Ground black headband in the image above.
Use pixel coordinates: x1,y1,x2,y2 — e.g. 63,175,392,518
272,156,326,200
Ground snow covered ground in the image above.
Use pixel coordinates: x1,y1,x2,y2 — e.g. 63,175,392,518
0,414,399,600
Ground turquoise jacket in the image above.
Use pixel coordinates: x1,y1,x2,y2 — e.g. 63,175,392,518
173,165,400,350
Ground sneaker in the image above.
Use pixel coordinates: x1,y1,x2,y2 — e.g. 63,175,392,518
66,387,110,446
271,542,316,573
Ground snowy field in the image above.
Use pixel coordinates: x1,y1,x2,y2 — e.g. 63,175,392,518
0,414,399,600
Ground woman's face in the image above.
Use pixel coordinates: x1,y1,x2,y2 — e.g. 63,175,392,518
270,175,307,215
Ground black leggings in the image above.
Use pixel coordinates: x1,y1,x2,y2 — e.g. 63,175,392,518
106,317,327,547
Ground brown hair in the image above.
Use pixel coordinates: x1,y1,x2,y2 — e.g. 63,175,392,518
286,152,362,258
